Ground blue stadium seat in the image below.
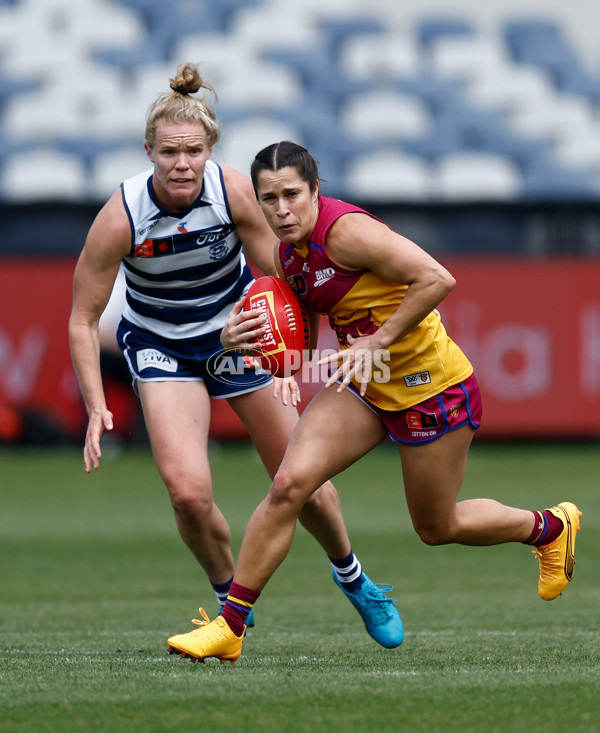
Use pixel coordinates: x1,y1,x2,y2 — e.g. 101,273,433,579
478,134,549,173
395,73,463,114
55,138,121,171
0,74,38,111
502,18,585,91
434,104,509,150
429,102,549,170
0,135,33,168
263,46,372,111
110,1,254,59
415,17,475,50
201,0,262,33
551,64,600,104
94,44,168,72
503,18,564,59
271,104,338,148
520,161,598,200
319,17,385,61
401,130,464,164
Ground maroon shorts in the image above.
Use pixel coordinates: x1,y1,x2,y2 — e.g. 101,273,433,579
348,373,482,445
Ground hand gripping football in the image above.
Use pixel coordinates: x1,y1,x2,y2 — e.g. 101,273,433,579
243,276,308,377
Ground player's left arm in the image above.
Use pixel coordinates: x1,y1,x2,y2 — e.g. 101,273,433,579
321,213,456,393
328,213,455,348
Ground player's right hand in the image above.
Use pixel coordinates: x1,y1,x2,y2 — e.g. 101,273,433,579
83,408,113,472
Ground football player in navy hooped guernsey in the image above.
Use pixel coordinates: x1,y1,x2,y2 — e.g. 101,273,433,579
166,140,581,665
69,65,405,648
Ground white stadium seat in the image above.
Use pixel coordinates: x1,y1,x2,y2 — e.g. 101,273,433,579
338,33,422,82
463,65,555,113
90,148,152,200
428,35,509,82
341,90,431,142
1,148,88,201
170,34,258,89
213,117,303,175
432,152,522,200
3,92,84,141
506,96,596,144
345,150,431,201
215,62,303,111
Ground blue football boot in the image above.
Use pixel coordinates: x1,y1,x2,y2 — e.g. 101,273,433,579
333,571,404,648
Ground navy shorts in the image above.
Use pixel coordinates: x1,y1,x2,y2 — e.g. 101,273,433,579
117,320,273,399
347,373,482,445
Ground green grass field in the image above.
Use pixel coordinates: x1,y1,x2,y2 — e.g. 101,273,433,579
1,441,598,733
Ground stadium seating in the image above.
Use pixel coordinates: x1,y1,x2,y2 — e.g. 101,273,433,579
213,116,303,176
340,90,432,143
344,150,430,201
432,152,522,200
1,148,88,200
90,147,152,199
0,0,599,202
337,33,421,82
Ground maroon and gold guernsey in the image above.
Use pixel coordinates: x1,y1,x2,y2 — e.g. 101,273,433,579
279,196,473,411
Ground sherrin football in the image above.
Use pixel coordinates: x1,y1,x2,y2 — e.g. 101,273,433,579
243,275,308,377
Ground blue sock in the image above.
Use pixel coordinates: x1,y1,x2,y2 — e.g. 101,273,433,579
330,550,364,594
211,577,233,608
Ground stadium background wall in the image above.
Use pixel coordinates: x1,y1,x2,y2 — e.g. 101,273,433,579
1,201,599,442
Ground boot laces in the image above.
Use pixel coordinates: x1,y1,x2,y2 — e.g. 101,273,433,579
533,546,560,580
191,607,211,627
358,583,398,624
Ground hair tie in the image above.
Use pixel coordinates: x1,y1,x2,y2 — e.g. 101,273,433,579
172,85,187,94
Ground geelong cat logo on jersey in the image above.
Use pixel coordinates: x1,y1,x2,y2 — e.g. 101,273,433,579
209,242,229,260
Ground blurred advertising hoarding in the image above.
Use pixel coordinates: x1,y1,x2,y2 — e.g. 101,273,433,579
0,257,599,441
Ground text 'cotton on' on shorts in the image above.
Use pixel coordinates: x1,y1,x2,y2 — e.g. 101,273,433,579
117,321,273,399
348,373,482,445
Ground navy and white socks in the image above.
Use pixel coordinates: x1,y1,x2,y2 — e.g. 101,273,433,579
329,549,365,594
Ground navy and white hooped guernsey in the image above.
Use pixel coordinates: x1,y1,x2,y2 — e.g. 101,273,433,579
119,160,253,350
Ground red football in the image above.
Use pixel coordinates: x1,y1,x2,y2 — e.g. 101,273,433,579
243,275,308,377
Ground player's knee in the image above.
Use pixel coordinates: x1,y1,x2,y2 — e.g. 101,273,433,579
413,521,453,546
269,464,312,512
167,478,213,522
